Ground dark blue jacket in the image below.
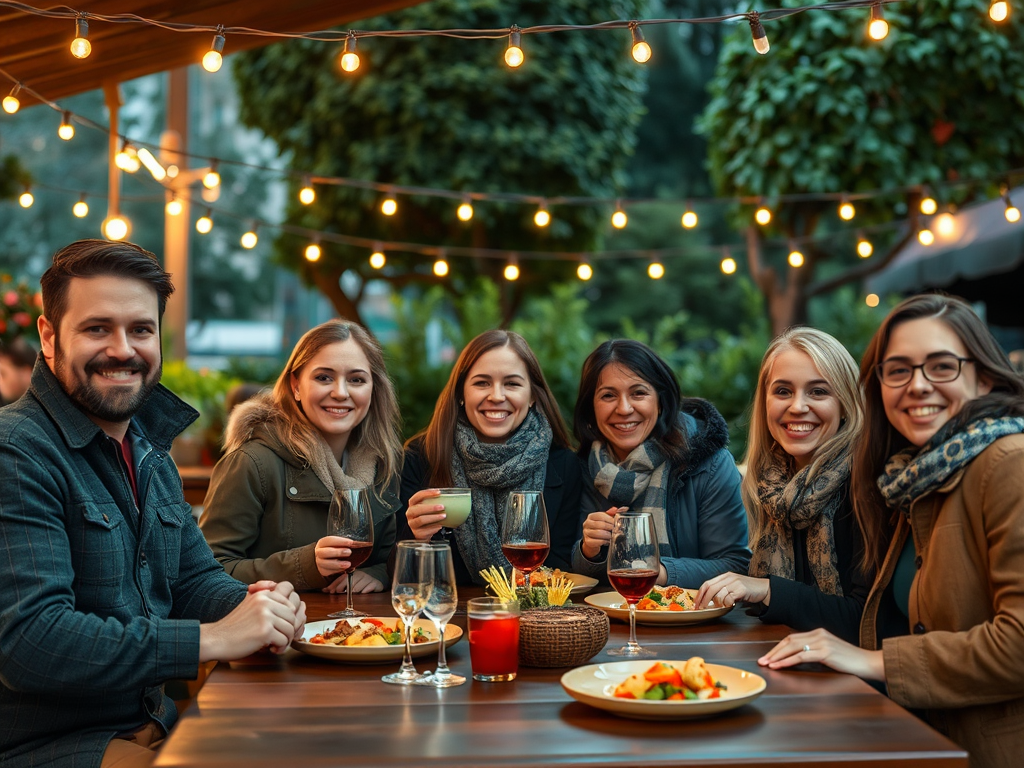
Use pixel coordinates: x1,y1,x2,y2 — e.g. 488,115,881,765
0,361,246,767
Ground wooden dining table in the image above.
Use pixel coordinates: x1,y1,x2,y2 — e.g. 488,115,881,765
155,588,967,767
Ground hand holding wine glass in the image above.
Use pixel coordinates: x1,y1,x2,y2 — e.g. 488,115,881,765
500,491,550,585
607,511,660,658
382,541,434,685
415,542,465,688
325,488,374,619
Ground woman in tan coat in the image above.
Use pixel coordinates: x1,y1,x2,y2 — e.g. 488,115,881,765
759,294,1024,768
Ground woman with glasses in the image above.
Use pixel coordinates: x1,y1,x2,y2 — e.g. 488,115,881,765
759,294,1024,768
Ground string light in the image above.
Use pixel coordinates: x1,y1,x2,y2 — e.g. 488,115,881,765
611,202,627,229
58,111,75,141
3,85,20,114
865,293,880,308
340,33,360,72
203,162,221,189
240,225,258,249
868,2,889,40
202,31,226,73
856,235,873,258
381,197,398,216
102,215,130,241
838,199,855,221
681,205,698,229
19,189,33,208
299,177,316,205
920,192,937,215
505,27,524,68
305,241,322,261
165,194,183,216
433,257,449,276
534,205,550,228
935,211,955,236
647,260,665,280
990,1,1009,22
115,141,140,173
503,258,520,281
577,261,593,281
918,228,935,245
721,256,737,275
748,12,770,55
456,199,474,221
629,22,651,64
1005,192,1021,223
136,147,166,181
369,249,386,269
72,194,88,218
196,210,214,234
71,17,91,59
754,205,772,226
787,245,804,268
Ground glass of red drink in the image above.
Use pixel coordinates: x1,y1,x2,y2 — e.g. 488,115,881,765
326,488,374,619
467,597,520,682
500,491,550,587
607,511,660,658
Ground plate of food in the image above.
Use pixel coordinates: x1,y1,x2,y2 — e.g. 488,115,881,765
584,585,732,625
561,658,765,720
515,567,599,596
292,617,462,664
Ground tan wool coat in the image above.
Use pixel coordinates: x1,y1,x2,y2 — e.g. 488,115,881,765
861,433,1024,768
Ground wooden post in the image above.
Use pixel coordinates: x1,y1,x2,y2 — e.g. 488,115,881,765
163,68,190,361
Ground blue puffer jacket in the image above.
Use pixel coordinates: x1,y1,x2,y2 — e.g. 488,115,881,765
571,398,751,588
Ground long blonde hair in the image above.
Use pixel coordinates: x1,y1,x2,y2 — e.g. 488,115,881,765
270,319,403,490
742,327,863,543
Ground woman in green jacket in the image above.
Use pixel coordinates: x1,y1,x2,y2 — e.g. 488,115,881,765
200,319,403,593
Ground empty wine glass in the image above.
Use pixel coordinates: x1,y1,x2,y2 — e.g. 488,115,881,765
500,491,550,590
382,541,434,685
606,511,660,658
415,542,465,688
326,488,374,620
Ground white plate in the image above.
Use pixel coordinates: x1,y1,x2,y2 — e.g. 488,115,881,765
565,573,599,595
292,618,462,664
561,660,766,720
584,591,732,625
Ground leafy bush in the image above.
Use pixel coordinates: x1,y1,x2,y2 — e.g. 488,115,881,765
0,275,42,346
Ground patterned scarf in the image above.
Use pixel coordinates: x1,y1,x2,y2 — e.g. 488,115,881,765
748,447,848,596
450,408,552,585
878,415,1024,513
588,439,670,545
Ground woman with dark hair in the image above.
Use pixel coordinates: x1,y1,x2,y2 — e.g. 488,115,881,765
571,339,750,587
397,329,582,586
200,319,404,592
760,294,1024,768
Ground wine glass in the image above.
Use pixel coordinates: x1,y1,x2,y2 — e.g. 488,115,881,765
606,511,660,658
500,491,550,590
415,542,466,688
326,488,374,620
382,541,434,685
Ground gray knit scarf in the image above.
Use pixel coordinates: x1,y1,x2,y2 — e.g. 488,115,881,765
450,408,552,585
748,447,847,596
588,439,670,545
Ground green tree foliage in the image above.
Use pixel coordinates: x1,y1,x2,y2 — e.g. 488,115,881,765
232,0,649,325
698,0,1024,331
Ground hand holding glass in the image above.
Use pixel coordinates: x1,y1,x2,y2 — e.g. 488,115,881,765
415,542,466,688
437,488,472,536
500,491,550,581
607,511,660,658
326,488,374,619
383,542,434,685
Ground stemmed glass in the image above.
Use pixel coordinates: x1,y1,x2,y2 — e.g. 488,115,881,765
606,511,660,658
326,488,374,620
415,542,466,688
500,491,550,589
383,541,434,685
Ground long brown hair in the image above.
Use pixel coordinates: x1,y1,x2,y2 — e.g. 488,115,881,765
270,319,403,490
743,327,863,543
414,329,572,487
852,294,1024,573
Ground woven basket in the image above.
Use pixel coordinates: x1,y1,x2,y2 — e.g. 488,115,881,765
518,605,609,668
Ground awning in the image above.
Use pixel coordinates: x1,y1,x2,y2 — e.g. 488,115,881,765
865,186,1024,296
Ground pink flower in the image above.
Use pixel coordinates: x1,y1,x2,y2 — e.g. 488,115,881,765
3,291,18,307
13,312,30,327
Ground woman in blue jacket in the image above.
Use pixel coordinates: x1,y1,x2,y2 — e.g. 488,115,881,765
571,339,750,587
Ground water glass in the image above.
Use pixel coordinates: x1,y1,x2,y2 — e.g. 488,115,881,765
382,541,434,685
415,542,465,688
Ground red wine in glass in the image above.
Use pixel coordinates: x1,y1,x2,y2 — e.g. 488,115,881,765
608,567,659,604
501,491,550,582
607,512,660,658
501,542,550,573
346,541,374,570
326,488,374,619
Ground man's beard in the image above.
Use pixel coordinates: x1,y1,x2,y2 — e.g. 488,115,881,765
54,343,161,424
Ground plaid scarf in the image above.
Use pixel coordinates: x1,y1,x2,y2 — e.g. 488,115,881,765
588,439,670,545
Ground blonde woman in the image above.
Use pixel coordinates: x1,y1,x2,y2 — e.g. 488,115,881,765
696,328,870,643
200,319,403,592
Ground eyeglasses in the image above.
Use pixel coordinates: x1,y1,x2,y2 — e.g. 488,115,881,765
876,354,976,388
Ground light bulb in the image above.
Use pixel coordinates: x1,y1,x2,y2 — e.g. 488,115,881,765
534,208,550,227
299,183,315,205
838,201,855,221
749,13,770,54
433,259,449,276
505,29,524,68
103,215,130,241
721,257,737,275
136,147,166,181
504,262,520,281
165,198,183,216
630,24,652,63
918,228,934,246
611,209,628,229
369,251,386,269
115,143,138,172
58,112,75,141
2,94,20,114
71,18,91,59
788,250,804,268
203,168,220,189
457,202,474,221
936,212,955,236
647,262,665,280
920,196,937,215
240,230,258,249
755,206,772,225
1006,204,1021,223
196,213,213,234
381,197,398,216
577,263,593,281
73,198,89,218
19,191,33,208
866,293,880,308
681,209,698,229
868,3,889,40
340,35,360,72
990,1,1009,22
305,243,322,262
202,34,226,73
857,238,873,258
